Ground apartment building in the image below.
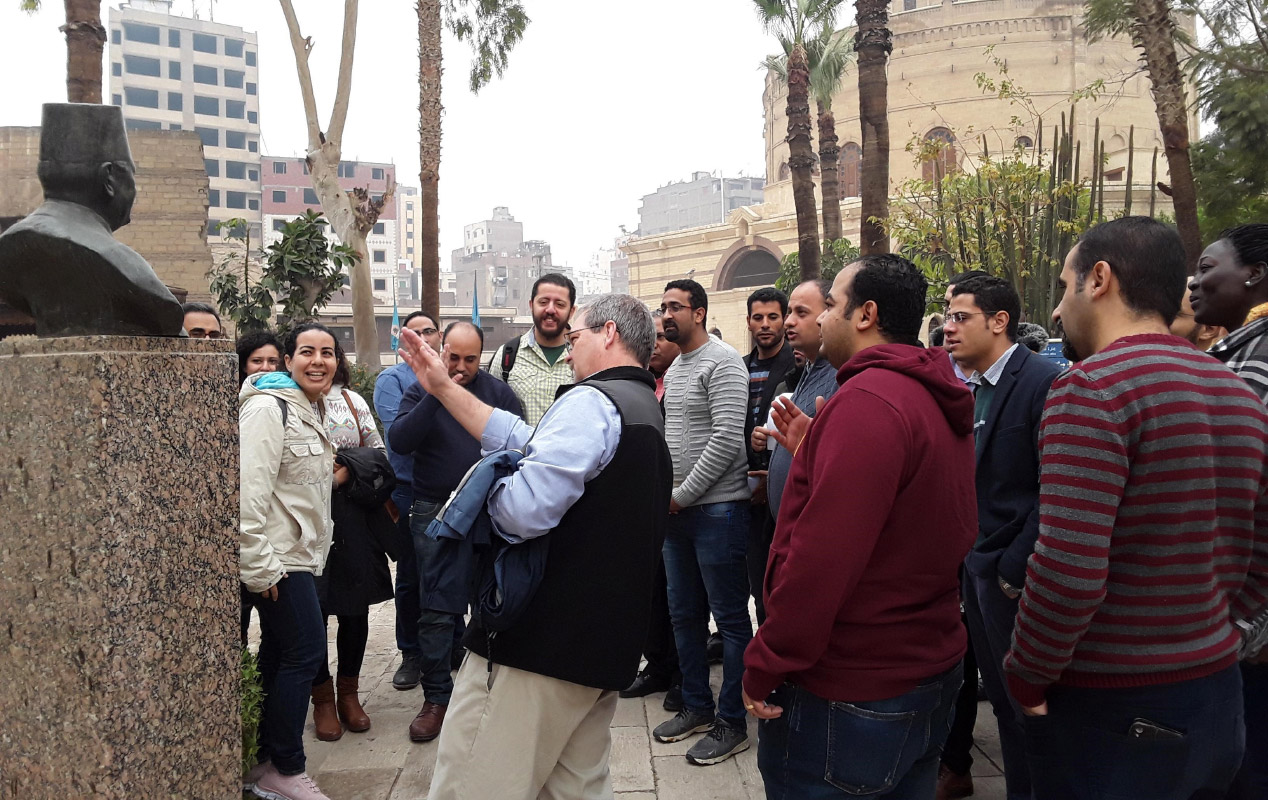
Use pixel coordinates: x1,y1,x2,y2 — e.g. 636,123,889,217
108,0,261,242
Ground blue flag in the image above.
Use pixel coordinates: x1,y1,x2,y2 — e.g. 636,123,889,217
390,293,400,355
472,280,481,327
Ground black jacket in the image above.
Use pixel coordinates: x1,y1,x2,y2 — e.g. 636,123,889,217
744,342,798,470
963,346,1060,588
316,446,398,616
466,366,674,690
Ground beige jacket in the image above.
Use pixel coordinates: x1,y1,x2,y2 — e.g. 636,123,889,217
238,373,335,593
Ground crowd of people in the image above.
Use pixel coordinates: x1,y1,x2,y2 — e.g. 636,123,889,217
211,216,1267,800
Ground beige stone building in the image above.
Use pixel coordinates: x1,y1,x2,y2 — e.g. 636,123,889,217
624,0,1193,349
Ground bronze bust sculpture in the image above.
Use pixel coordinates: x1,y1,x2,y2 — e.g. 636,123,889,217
0,103,183,337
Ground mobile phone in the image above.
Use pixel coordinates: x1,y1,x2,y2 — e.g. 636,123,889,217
1128,718,1184,741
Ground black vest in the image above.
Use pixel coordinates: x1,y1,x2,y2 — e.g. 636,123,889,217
465,366,673,690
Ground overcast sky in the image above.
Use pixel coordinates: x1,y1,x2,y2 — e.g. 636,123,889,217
0,0,784,269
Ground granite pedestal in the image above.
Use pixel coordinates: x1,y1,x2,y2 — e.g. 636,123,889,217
0,336,239,799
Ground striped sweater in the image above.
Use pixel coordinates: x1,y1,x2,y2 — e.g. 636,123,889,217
663,336,751,507
1003,334,1268,708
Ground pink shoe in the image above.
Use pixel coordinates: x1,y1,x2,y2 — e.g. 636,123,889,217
248,762,332,800
243,759,271,792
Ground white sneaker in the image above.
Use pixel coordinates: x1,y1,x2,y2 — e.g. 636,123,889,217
249,762,332,800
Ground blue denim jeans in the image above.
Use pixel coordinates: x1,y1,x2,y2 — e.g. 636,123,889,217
411,499,465,705
663,501,752,727
392,488,421,657
255,571,326,776
1026,665,1244,800
758,663,963,799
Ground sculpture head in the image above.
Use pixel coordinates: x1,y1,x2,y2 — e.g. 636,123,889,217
36,104,137,231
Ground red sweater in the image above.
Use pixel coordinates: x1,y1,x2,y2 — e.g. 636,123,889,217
1004,335,1268,707
743,344,978,703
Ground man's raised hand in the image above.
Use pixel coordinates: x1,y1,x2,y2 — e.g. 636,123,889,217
399,326,452,397
767,395,824,455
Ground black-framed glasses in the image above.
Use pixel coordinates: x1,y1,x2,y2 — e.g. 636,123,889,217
659,301,693,314
564,324,606,351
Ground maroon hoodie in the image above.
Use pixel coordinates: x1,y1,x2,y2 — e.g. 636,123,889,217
743,343,978,703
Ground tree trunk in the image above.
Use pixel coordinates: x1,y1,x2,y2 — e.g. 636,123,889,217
817,100,842,242
63,0,105,103
1131,0,1201,268
787,44,820,280
856,0,892,255
418,0,442,320
279,0,382,370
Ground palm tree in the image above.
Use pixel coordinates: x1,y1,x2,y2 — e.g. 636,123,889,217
21,1,107,104
1084,0,1201,266
766,24,855,243
855,0,892,254
417,0,527,318
756,0,846,280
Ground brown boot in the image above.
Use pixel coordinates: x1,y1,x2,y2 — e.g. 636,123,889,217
936,764,974,799
408,701,447,743
336,675,371,733
311,678,343,741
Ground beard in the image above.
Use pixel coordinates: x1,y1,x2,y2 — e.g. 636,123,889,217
1054,321,1081,363
534,312,564,336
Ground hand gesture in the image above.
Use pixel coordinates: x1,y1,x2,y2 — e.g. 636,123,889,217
768,395,824,455
398,327,453,397
743,687,783,720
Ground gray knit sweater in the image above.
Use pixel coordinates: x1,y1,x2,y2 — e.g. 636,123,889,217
663,336,751,507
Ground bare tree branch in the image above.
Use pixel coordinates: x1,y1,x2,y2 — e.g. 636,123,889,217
278,0,324,152
327,0,359,146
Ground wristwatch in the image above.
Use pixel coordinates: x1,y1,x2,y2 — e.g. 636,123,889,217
998,576,1022,599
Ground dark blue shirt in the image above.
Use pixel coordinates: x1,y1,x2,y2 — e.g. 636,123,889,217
389,371,524,503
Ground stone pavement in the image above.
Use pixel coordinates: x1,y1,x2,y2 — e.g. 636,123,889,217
256,600,1010,800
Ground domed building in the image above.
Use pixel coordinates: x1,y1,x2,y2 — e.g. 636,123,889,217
624,0,1195,342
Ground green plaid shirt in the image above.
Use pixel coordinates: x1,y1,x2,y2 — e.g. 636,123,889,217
489,331,574,426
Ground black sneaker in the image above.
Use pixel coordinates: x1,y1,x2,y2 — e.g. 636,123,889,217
653,709,715,743
663,684,684,712
686,718,750,766
392,654,422,690
706,632,724,664
621,671,672,699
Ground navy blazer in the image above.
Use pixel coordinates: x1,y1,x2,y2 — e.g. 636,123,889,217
964,345,1060,587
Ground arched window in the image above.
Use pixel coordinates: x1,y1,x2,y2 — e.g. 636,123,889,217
921,127,958,183
778,161,790,181
839,142,861,198
1015,135,1034,150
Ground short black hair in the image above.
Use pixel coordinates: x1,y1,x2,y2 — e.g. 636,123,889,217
948,269,989,287
747,287,789,315
1072,216,1185,325
844,254,929,346
1017,322,1049,353
235,330,281,384
182,301,220,323
1220,224,1268,270
664,279,708,313
803,279,833,303
951,275,1021,341
531,273,576,306
403,310,438,330
443,319,485,348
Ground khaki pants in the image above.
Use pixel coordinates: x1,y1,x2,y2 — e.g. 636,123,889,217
429,652,618,800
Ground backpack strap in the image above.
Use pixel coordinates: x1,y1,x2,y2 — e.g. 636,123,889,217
500,336,521,382
275,396,289,429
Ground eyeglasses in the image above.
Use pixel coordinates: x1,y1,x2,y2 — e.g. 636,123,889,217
564,324,606,351
420,327,439,336
659,302,693,314
187,329,224,339
944,311,987,325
